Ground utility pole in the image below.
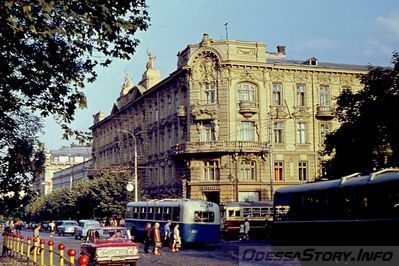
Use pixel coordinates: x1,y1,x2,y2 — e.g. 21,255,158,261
225,22,229,40
119,129,138,202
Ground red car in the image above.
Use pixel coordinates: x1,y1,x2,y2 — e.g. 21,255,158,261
81,226,140,266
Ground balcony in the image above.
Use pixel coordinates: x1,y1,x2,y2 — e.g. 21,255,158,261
177,105,186,117
316,106,335,119
170,140,268,155
239,101,259,118
191,101,219,120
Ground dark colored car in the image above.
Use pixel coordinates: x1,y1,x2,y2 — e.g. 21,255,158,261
81,226,140,266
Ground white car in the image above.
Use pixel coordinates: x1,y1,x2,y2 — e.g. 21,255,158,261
58,220,78,236
74,219,100,240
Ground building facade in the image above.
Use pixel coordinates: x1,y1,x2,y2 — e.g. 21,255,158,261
33,144,91,195
90,34,368,204
52,160,93,190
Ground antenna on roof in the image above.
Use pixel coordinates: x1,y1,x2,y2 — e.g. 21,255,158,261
224,22,229,40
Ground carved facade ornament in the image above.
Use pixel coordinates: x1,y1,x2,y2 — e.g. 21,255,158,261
146,50,156,70
200,33,212,47
340,75,354,86
192,107,219,120
270,71,284,82
270,106,290,119
317,73,330,84
199,57,216,82
292,107,312,119
295,73,310,83
237,47,255,55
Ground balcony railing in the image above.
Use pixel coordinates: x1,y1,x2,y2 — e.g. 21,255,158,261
316,106,334,119
170,140,268,155
239,101,259,118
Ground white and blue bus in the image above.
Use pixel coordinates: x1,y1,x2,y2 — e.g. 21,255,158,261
125,199,220,244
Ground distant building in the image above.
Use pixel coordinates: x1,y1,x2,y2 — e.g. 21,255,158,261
52,160,93,190
33,144,91,195
90,34,368,204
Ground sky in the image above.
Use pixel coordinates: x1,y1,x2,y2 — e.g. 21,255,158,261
40,0,399,150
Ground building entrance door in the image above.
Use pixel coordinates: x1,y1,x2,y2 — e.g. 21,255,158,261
203,191,220,204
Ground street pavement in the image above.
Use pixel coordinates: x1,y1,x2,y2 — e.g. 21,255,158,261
0,230,271,266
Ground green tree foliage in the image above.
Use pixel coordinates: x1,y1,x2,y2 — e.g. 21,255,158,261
321,52,399,179
25,172,135,221
0,0,149,216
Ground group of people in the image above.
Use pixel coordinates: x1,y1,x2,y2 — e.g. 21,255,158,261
143,220,181,255
2,218,23,235
239,218,250,240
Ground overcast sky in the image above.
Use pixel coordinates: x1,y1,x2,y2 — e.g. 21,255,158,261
41,0,399,150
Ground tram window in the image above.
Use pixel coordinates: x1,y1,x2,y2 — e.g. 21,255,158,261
228,210,235,217
155,207,162,220
235,210,241,217
147,207,154,220
126,206,133,219
194,211,215,222
172,207,180,221
163,207,172,220
252,208,261,217
133,207,139,219
140,207,147,219
260,208,269,217
243,208,252,217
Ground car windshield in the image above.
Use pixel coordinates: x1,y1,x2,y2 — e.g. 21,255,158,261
94,229,128,240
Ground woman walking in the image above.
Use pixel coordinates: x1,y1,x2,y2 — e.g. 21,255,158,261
153,222,162,255
172,224,181,252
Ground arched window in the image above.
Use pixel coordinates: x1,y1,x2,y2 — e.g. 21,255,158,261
237,82,257,102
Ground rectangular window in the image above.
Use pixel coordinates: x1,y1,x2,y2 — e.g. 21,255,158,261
201,121,215,141
147,207,154,220
274,121,283,144
240,160,256,180
239,191,260,202
163,207,172,220
204,83,216,104
274,161,284,181
203,161,219,181
155,207,162,220
320,123,331,142
175,92,179,111
240,121,255,141
296,84,306,106
299,161,308,181
172,207,181,221
320,85,330,106
272,83,283,106
194,211,215,223
238,83,256,101
297,122,307,144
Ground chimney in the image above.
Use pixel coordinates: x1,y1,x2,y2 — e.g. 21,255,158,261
277,45,286,55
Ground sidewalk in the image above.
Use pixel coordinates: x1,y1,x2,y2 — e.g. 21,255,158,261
0,234,29,266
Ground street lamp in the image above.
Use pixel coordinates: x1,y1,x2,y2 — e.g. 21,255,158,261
119,129,138,202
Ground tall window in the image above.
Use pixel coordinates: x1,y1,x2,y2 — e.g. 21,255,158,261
297,122,307,144
272,83,283,106
296,84,306,106
201,121,215,141
274,161,284,181
238,83,256,102
203,83,216,104
274,122,284,144
240,121,255,141
203,161,219,181
174,92,179,111
298,161,308,181
240,160,256,180
320,123,331,142
320,85,330,106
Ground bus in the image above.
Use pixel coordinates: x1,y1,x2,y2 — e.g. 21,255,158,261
125,199,220,244
220,201,273,239
272,168,399,245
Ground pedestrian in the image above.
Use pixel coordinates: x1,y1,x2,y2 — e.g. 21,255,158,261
49,220,56,238
15,219,23,235
244,219,250,240
153,222,162,255
239,222,245,240
163,220,172,250
172,224,181,252
119,217,125,227
143,223,152,253
31,223,42,254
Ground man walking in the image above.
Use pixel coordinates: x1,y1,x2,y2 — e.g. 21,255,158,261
163,220,172,250
244,219,250,240
143,223,152,253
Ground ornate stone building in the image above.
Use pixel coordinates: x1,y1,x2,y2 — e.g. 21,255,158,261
90,34,368,204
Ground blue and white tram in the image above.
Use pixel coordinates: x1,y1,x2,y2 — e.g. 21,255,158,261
125,199,220,244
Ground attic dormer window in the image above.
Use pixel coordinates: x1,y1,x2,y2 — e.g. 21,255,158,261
305,57,318,66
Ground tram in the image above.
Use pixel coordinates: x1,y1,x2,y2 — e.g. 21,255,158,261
125,199,220,243
272,168,399,245
220,201,273,239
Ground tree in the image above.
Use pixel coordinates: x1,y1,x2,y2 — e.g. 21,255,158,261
0,0,150,215
321,52,399,179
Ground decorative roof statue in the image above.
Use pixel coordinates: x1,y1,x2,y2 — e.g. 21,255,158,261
146,50,156,70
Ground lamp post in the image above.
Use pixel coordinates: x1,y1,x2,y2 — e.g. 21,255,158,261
119,129,138,202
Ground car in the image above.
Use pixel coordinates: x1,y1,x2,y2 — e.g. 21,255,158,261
81,226,140,266
57,220,79,236
75,219,101,240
